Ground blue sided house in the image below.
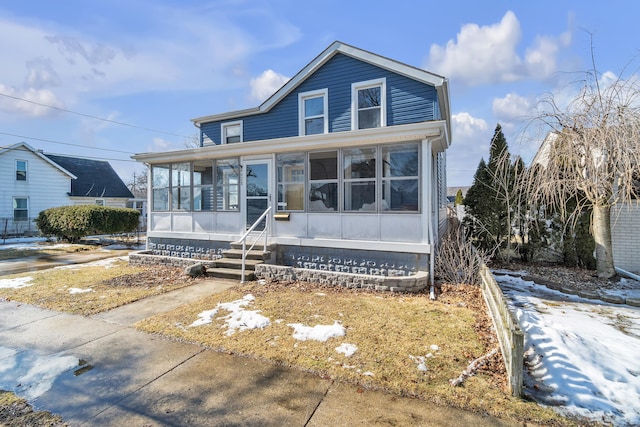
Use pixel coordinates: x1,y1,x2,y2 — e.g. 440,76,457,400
132,41,451,289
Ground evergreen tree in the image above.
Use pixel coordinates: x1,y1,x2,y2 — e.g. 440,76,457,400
463,124,514,255
454,189,464,206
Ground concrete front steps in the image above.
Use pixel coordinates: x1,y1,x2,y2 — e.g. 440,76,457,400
206,242,273,282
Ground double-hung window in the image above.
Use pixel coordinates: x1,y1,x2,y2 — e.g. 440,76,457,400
13,197,28,221
16,160,27,181
308,151,338,211
221,121,242,144
277,153,305,211
343,147,377,211
352,78,386,130
299,89,328,135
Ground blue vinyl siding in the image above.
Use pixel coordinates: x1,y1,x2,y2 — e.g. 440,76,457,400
201,53,438,145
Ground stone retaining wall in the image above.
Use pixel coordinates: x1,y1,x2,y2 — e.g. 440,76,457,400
256,264,429,293
129,251,214,269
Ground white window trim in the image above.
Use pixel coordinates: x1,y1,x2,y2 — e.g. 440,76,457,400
16,159,27,182
221,120,243,144
351,78,387,130
298,88,329,136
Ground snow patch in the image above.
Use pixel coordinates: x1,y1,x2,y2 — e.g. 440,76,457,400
288,321,345,342
335,343,358,357
409,355,429,372
0,276,34,289
189,295,270,335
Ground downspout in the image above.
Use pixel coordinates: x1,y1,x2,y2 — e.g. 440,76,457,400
423,139,436,300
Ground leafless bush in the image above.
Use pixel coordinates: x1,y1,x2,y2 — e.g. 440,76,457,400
435,219,489,286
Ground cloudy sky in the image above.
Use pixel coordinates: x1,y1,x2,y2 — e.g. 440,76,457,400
0,0,638,187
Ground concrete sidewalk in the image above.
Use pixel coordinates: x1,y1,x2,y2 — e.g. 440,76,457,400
0,280,517,426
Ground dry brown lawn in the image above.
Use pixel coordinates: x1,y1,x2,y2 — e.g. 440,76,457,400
136,280,574,426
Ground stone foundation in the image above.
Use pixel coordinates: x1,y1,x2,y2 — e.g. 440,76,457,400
255,264,429,293
129,251,215,269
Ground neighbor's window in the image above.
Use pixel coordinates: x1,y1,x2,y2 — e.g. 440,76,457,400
216,158,240,211
95,199,105,206
352,78,386,130
151,164,170,211
299,89,328,136
193,160,214,211
382,143,419,211
16,160,27,181
171,163,191,211
13,197,28,221
343,147,377,211
221,121,242,144
277,153,305,211
308,151,338,212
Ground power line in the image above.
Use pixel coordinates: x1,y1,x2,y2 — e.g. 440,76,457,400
0,92,191,138
0,132,136,155
0,145,139,163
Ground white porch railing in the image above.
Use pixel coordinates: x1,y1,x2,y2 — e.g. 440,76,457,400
238,206,272,283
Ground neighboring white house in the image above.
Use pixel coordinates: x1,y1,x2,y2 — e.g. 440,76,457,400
0,142,134,236
133,41,451,280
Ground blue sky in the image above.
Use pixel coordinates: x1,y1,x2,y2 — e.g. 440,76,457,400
1,0,638,187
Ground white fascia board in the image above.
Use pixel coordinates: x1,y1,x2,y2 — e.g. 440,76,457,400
132,121,446,164
1,141,77,179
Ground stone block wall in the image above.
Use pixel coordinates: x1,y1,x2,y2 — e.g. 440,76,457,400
256,264,429,293
146,237,230,260
612,202,640,274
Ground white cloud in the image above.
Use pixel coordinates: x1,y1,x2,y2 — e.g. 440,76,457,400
250,69,290,102
448,112,492,186
493,92,532,121
427,11,570,86
0,83,65,117
0,3,301,118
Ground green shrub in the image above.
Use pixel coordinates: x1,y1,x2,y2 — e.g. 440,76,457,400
36,205,140,241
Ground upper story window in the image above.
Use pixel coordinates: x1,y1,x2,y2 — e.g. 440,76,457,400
16,160,27,181
221,121,243,144
299,89,328,136
352,78,386,130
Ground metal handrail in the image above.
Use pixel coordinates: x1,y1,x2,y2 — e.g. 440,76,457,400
239,205,272,283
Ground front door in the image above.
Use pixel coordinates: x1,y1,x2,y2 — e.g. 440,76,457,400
244,159,271,231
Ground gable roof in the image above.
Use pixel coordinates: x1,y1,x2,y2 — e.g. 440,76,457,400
191,41,451,137
0,142,77,179
44,154,134,199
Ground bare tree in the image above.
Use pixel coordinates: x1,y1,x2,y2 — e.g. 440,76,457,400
530,44,640,278
183,131,200,149
127,166,148,198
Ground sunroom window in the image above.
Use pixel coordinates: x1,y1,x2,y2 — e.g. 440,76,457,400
193,160,214,211
308,151,338,211
382,143,419,211
343,147,376,211
352,78,386,130
299,89,328,135
171,163,191,211
277,153,305,211
151,164,170,211
216,158,240,211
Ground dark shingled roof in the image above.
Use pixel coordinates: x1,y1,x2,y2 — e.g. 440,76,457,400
44,154,134,199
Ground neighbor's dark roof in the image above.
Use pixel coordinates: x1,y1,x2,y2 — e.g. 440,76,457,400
45,154,134,199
